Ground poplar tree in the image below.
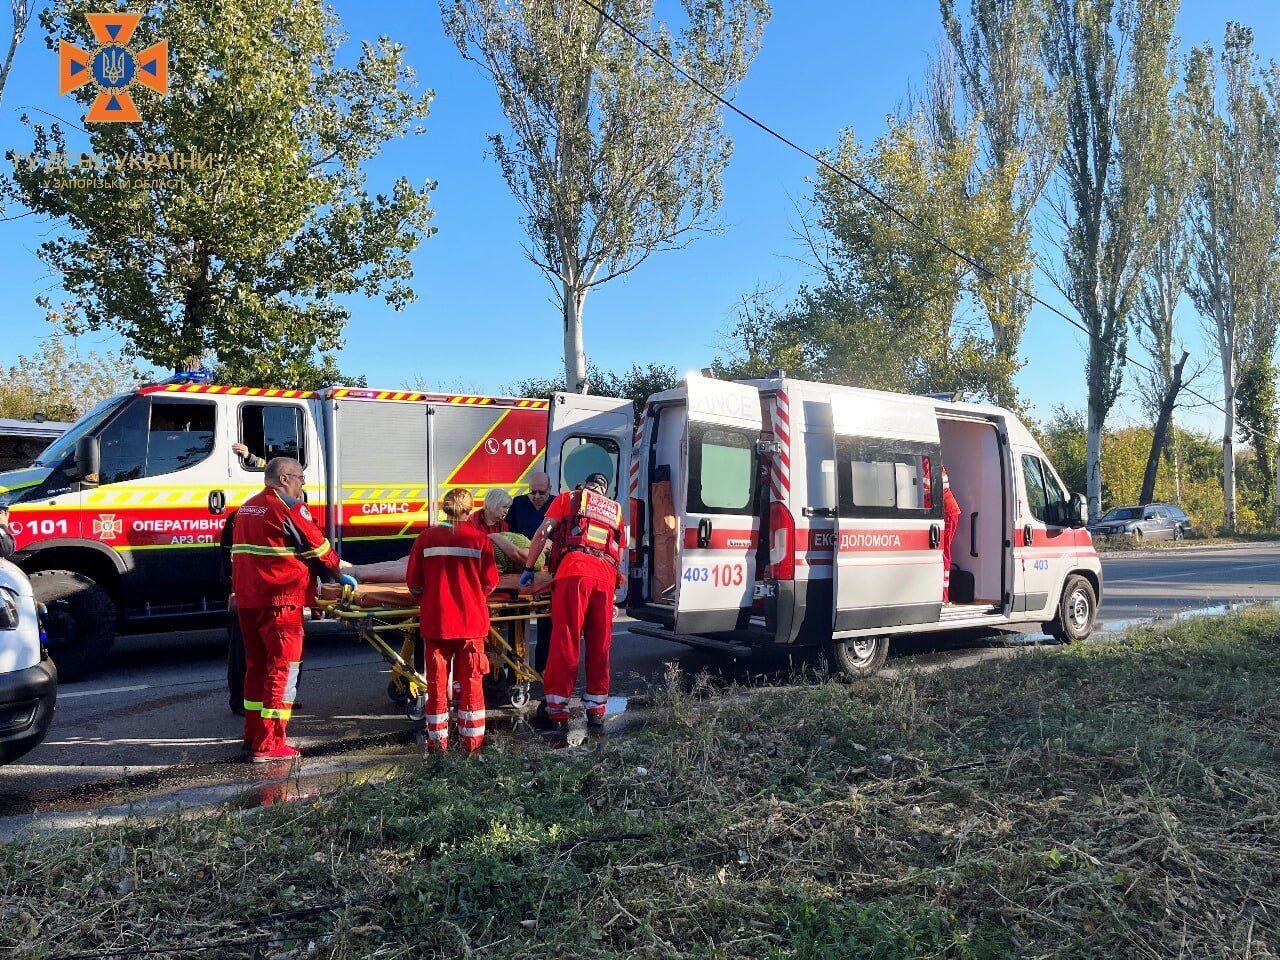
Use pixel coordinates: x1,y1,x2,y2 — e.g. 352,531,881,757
1042,0,1179,521
442,0,769,394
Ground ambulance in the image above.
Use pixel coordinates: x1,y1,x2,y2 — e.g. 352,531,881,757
0,374,550,679
557,374,1102,678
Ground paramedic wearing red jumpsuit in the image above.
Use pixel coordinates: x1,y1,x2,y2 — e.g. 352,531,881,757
406,488,499,753
522,472,626,729
941,466,962,602
232,457,342,763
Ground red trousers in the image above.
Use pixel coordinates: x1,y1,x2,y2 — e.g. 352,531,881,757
239,604,304,754
424,636,488,752
942,518,959,602
543,575,614,722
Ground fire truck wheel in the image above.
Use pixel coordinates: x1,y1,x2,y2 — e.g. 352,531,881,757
1046,574,1096,644
29,569,118,682
826,635,889,679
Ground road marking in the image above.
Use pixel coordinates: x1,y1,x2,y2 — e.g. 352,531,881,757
59,684,151,700
1106,560,1280,585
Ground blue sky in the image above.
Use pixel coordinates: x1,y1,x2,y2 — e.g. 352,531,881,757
1,1,1277,434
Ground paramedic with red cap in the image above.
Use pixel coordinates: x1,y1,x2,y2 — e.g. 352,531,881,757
232,457,349,762
521,471,626,729
407,488,499,753
941,466,962,602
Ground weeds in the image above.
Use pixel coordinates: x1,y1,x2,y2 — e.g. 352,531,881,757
2,611,1278,958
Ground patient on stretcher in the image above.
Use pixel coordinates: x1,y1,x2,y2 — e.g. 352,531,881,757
330,532,552,606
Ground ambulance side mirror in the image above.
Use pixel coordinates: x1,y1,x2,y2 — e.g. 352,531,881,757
73,436,100,486
1069,493,1087,528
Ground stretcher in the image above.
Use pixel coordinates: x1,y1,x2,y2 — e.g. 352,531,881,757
316,573,553,711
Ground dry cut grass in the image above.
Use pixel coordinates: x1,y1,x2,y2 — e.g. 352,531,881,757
2,610,1278,959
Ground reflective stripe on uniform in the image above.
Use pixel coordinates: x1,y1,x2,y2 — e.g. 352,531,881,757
456,709,486,723
260,707,293,720
299,539,332,559
283,662,301,704
420,546,483,559
426,728,448,741
243,699,263,712
582,694,608,707
424,712,449,725
544,694,569,706
231,544,297,557
458,724,485,738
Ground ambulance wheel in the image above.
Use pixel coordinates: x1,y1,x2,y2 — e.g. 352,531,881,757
1046,575,1096,644
826,635,889,679
509,684,530,709
29,569,117,682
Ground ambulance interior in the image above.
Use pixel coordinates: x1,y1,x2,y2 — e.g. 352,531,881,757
936,417,1007,609
646,405,685,605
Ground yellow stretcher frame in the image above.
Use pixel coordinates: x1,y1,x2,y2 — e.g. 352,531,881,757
316,590,551,710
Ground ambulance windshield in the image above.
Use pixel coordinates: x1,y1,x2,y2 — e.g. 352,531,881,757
32,395,129,469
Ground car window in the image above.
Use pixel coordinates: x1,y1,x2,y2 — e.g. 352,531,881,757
687,422,757,515
240,403,306,469
1022,454,1048,523
1040,459,1067,524
146,401,217,475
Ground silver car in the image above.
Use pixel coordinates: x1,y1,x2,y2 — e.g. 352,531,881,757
1088,503,1192,542
0,559,57,763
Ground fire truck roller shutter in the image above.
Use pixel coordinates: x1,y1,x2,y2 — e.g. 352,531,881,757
335,400,430,565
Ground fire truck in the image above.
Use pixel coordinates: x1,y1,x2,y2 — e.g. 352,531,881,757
0,375,549,679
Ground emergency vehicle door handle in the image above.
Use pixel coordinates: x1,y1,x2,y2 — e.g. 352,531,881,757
208,490,226,515
1022,524,1033,547
697,518,713,549
929,524,940,550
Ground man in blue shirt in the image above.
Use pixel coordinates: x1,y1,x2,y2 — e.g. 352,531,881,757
507,472,553,681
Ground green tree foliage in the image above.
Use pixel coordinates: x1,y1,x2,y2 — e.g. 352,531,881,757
0,331,140,421
1042,0,1181,523
1183,23,1280,531
442,0,769,394
511,362,678,421
715,113,1024,402
8,0,436,389
1236,354,1277,524
938,0,1062,407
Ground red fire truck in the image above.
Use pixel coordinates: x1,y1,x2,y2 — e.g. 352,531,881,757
0,375,549,679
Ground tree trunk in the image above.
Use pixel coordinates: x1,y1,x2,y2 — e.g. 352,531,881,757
1086,408,1104,524
1139,351,1188,505
1221,350,1237,532
562,280,588,394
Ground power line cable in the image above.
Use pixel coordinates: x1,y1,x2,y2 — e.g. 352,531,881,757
577,0,1271,448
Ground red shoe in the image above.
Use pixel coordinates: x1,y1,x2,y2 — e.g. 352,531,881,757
250,745,301,764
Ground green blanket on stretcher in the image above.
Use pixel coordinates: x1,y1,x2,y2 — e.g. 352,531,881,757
494,532,548,574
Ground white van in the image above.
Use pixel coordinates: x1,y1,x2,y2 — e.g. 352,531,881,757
0,559,57,763
568,375,1101,677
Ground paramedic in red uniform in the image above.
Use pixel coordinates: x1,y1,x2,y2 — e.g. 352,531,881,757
407,488,499,754
522,471,626,729
941,466,962,602
232,457,344,763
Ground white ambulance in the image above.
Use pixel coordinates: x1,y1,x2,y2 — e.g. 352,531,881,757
553,375,1101,678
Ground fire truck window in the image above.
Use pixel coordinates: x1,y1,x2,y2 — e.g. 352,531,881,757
98,398,151,485
146,401,216,476
1022,454,1049,523
687,422,757,515
561,437,619,497
240,404,306,469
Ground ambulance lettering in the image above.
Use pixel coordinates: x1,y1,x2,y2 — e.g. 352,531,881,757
360,502,409,515
839,532,903,550
688,391,755,420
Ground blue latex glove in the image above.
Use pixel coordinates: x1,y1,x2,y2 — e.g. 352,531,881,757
339,573,358,589
518,569,535,589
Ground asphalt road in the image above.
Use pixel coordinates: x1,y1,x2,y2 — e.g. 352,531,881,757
2,541,1277,815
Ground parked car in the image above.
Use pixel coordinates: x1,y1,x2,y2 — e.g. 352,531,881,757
1089,503,1192,541
0,558,57,764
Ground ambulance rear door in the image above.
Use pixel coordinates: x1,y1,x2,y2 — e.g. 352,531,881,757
545,393,635,594
830,392,944,634
675,377,763,634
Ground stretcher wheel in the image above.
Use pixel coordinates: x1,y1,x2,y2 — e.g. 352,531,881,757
508,684,530,709
387,678,409,706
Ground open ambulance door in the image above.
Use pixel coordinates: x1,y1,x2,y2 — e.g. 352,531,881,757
545,393,635,595
830,392,944,634
674,377,764,635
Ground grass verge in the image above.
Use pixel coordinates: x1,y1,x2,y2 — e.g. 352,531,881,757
1094,531,1280,552
3,612,1279,959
